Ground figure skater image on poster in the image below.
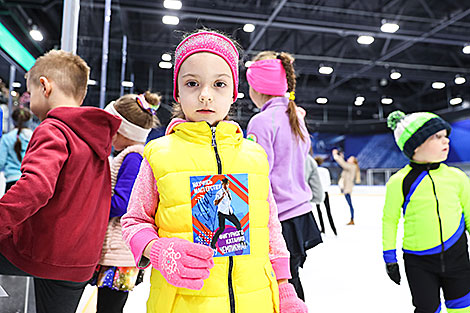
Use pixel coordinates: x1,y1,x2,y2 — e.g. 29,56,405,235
190,174,250,257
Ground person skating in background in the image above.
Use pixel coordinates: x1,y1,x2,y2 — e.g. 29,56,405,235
246,50,322,301
332,149,361,225
121,30,307,313
314,156,337,236
91,91,160,313
0,50,121,313
383,110,470,313
0,106,32,192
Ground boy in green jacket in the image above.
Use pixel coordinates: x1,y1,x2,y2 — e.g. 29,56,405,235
383,110,470,313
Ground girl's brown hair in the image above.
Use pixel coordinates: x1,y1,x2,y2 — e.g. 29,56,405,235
252,51,306,141
114,91,160,129
12,106,32,161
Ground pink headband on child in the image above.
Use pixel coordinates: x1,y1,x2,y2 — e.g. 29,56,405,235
173,31,239,102
246,59,288,96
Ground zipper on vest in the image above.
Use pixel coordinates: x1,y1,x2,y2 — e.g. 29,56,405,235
211,125,235,313
428,169,445,273
211,127,222,174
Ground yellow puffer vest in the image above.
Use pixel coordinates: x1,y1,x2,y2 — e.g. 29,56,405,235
144,121,279,313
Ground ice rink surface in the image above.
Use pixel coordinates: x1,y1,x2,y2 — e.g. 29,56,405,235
0,184,426,312
75,185,419,313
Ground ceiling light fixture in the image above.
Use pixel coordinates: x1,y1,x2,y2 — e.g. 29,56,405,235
237,92,245,99
29,25,43,41
159,61,172,69
357,35,375,45
450,97,463,105
162,15,179,25
463,44,470,54
161,53,172,61
390,69,401,80
121,81,134,88
87,79,97,86
380,22,399,33
432,81,446,89
316,97,328,104
354,95,365,106
318,65,334,75
381,97,393,105
454,75,466,85
163,0,182,10
245,61,253,68
11,82,21,88
243,24,255,33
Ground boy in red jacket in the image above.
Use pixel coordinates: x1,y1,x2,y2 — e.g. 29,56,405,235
0,50,121,313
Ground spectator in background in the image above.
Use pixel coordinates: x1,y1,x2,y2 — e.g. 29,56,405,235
0,106,32,192
332,149,361,225
314,156,337,236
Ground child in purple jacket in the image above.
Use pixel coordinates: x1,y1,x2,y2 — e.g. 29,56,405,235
246,51,322,300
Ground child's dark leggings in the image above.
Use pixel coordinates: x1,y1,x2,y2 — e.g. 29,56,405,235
315,192,337,235
404,232,470,313
0,252,87,313
344,193,354,219
97,286,129,313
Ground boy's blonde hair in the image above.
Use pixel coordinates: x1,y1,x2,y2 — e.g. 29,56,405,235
27,50,90,102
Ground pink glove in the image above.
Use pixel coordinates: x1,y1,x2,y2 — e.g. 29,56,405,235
279,283,308,313
150,237,214,290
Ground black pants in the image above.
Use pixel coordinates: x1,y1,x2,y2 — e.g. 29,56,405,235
315,192,337,235
281,211,322,301
211,212,242,248
288,254,306,300
404,233,470,313
0,252,87,313
97,286,129,313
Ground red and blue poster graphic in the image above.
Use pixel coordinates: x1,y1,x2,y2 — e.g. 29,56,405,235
190,174,250,257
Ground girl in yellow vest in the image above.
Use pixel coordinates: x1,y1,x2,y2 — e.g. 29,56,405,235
121,30,308,313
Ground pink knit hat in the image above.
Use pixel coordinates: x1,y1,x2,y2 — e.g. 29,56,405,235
173,31,239,102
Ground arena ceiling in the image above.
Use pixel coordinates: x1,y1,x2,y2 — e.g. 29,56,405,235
1,0,470,132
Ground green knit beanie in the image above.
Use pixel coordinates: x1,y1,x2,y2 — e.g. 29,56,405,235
387,110,451,159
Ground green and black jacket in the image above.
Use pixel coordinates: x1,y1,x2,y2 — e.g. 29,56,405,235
382,162,470,263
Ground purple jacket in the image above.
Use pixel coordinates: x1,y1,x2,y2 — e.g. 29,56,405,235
247,97,312,221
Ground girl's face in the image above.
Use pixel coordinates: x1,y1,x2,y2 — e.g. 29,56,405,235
412,129,450,163
249,86,264,109
177,52,233,126
112,132,140,151
249,86,274,109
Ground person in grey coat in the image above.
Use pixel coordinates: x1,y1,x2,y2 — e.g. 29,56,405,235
314,156,337,235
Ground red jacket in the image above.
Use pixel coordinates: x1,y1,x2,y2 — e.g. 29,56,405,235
0,106,121,282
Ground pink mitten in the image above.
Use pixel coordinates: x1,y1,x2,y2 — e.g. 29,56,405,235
150,237,214,290
279,283,308,313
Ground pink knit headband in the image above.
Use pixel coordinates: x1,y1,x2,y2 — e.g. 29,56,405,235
246,59,288,96
173,31,239,102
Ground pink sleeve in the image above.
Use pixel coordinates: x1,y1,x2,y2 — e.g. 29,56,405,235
268,186,291,280
121,158,160,268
